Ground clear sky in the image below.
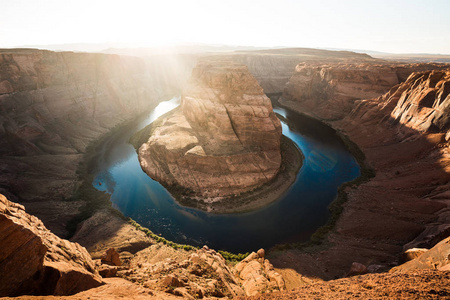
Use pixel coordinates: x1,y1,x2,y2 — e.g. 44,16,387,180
1,0,449,54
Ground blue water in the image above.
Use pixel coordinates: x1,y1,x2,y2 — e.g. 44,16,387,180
93,97,360,253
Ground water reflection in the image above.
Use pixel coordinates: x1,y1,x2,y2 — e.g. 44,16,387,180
92,98,360,253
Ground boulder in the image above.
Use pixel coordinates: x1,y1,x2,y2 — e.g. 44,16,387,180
101,248,122,266
257,248,265,258
346,262,368,277
98,265,120,278
233,251,286,296
402,248,428,262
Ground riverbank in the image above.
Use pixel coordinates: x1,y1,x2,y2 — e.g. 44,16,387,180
67,105,161,237
268,96,450,281
273,97,374,248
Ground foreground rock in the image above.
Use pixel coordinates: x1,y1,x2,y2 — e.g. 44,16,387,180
136,61,282,200
123,245,285,298
236,270,450,300
0,194,102,296
391,236,450,272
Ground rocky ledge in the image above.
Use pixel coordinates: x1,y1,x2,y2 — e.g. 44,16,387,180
0,193,103,296
134,61,285,204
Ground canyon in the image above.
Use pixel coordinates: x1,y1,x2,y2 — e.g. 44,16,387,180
0,47,449,299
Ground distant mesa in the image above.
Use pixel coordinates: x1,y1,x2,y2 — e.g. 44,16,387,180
133,61,283,203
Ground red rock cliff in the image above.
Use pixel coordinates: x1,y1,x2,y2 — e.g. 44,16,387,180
282,62,448,120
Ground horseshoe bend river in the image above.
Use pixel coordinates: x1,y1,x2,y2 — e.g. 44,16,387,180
92,97,360,253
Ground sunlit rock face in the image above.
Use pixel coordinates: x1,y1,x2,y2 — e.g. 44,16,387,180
138,61,282,199
282,62,448,120
389,70,450,133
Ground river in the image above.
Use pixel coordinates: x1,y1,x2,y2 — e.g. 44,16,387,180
92,97,360,253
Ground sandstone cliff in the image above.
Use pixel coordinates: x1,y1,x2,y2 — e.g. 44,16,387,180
276,67,450,280
0,193,102,296
283,62,449,120
136,61,282,200
0,49,182,237
211,48,379,95
388,70,450,134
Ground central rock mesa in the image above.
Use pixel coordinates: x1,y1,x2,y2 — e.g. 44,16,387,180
138,61,282,199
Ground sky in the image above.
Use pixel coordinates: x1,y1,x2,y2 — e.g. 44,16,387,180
1,0,450,54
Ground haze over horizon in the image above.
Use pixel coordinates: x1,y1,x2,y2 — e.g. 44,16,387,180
1,0,450,55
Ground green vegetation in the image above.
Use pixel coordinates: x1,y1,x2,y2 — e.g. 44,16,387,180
127,218,197,251
128,218,251,262
218,250,251,262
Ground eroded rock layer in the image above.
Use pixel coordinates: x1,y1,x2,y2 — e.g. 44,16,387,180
275,67,450,280
0,194,102,296
138,61,282,198
283,62,448,120
0,49,182,237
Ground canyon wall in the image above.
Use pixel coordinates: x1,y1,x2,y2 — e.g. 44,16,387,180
213,48,379,95
283,62,449,120
136,61,282,200
276,66,450,280
0,49,180,236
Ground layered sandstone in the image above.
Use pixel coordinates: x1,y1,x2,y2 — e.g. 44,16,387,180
0,49,183,237
275,68,450,280
283,62,449,120
137,61,282,199
0,193,102,296
389,70,450,134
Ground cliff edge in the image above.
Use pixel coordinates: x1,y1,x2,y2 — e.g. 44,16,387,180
0,193,102,296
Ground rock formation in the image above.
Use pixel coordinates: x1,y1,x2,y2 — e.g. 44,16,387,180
123,245,285,298
282,62,449,120
137,61,282,199
0,193,102,296
388,70,450,134
276,67,450,280
213,48,379,94
391,236,450,272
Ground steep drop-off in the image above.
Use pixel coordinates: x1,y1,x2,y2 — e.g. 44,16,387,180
0,49,180,237
0,193,102,296
276,67,450,280
135,61,283,201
